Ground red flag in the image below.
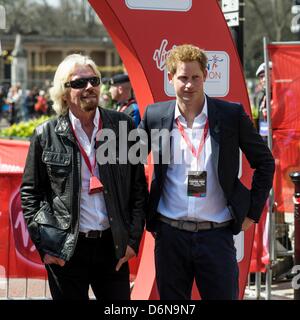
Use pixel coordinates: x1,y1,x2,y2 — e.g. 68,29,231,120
269,45,300,213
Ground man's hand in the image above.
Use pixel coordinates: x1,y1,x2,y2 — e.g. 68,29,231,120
242,217,255,231
43,254,65,267
115,245,136,272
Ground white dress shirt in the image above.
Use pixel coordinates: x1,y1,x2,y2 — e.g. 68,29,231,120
157,96,231,223
69,108,110,232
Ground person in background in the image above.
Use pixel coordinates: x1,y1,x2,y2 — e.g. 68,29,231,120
109,73,141,127
7,83,22,124
253,61,272,143
0,87,5,119
139,44,275,300
34,90,48,117
23,89,35,121
99,76,114,109
20,54,148,300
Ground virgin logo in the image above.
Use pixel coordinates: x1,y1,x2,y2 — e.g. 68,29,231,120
9,190,43,267
153,39,174,71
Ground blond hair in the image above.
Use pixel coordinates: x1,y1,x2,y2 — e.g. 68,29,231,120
166,44,207,75
49,54,101,116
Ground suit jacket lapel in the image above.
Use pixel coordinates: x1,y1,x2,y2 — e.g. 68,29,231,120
158,101,176,183
158,101,175,158
161,101,176,131
207,96,220,175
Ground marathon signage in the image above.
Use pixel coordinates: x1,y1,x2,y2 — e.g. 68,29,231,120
153,39,230,97
9,188,43,267
89,0,254,299
0,174,47,280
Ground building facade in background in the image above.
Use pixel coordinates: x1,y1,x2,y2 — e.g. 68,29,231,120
0,34,122,88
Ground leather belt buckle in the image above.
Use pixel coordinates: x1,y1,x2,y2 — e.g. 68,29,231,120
81,230,102,239
196,221,211,231
157,214,231,232
182,221,198,232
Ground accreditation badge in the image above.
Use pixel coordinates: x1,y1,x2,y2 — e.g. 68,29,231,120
259,120,268,137
187,171,207,197
89,175,104,194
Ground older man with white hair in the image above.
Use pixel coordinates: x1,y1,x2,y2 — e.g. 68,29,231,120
20,54,148,300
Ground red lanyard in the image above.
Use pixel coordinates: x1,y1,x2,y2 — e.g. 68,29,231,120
70,116,102,177
119,99,135,113
176,118,209,159
119,105,127,112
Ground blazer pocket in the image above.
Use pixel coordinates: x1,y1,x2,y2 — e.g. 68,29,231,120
42,151,71,193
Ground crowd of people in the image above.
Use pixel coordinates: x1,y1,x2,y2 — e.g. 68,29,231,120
0,72,141,129
0,83,52,125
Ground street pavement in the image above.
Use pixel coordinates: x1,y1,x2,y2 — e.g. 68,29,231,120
244,278,294,300
0,277,295,300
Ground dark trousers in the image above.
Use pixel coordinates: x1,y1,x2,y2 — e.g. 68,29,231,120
45,229,130,300
155,221,239,300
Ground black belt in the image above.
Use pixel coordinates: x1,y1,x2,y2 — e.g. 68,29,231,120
158,215,231,232
79,229,110,239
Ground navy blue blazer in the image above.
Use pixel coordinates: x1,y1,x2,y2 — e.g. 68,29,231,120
139,96,275,234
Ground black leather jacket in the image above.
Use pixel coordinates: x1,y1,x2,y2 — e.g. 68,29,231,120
20,107,148,261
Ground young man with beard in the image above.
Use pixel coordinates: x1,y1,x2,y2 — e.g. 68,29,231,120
139,44,275,300
20,54,148,300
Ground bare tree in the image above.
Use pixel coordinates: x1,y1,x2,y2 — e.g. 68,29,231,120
245,0,297,77
0,0,104,37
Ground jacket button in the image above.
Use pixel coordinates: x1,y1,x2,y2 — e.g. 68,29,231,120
115,245,119,249
110,217,113,222
104,189,108,194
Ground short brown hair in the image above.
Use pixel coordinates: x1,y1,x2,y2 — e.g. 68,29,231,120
166,44,207,75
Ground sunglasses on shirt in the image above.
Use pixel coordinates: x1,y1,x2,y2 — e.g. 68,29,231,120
64,76,101,89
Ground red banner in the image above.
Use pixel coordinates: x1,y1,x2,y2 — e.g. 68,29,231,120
268,44,300,213
0,139,29,172
0,173,47,279
0,139,47,280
